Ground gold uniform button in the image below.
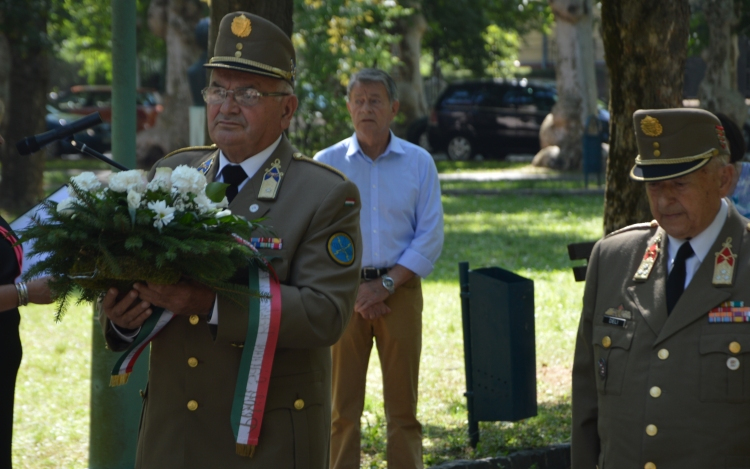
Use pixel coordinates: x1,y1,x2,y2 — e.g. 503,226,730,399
188,357,198,368
652,142,660,149
653,150,661,157
189,315,199,325
294,399,305,410
645,463,656,469
602,336,612,348
729,341,741,354
187,400,198,411
649,386,662,398
646,424,658,436
658,348,669,360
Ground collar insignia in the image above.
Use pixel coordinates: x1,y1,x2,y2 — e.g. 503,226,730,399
258,158,284,201
634,236,661,282
713,237,737,286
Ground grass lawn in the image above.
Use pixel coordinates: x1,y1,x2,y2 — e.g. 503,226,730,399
10,192,604,468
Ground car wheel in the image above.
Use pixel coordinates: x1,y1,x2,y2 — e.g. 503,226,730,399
407,116,431,151
446,136,474,161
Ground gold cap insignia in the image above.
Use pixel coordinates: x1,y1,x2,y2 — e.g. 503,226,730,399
231,15,252,38
640,116,663,137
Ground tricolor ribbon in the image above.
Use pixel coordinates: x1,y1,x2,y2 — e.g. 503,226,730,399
110,266,281,458
231,267,282,456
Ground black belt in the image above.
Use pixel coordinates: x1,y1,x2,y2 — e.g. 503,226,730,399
361,267,389,280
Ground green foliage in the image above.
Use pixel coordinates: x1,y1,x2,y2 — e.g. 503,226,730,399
290,0,409,154
46,0,168,84
422,0,551,79
0,0,52,55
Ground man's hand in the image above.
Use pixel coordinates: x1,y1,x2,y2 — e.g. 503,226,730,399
358,301,391,320
354,280,390,314
133,279,214,316
102,288,152,330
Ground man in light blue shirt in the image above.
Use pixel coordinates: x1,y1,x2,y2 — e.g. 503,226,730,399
314,68,443,469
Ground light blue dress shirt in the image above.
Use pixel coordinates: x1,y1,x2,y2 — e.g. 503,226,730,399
314,132,444,278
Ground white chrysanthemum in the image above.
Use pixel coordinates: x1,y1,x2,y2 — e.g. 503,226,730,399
109,170,147,193
215,209,232,218
193,193,214,214
56,197,78,215
127,190,142,210
147,167,172,192
70,172,101,194
172,197,186,211
171,165,206,195
148,200,176,229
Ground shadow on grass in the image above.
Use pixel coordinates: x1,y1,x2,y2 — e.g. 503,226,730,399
356,400,571,468
422,400,572,467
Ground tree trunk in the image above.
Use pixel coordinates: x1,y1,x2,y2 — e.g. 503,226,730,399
601,0,690,234
0,7,49,214
391,1,428,139
697,0,746,129
140,0,204,165
208,0,294,59
541,0,598,171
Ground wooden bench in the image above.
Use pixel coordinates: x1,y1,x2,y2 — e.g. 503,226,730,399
567,241,597,282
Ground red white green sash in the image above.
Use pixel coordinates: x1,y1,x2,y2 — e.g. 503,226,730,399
110,266,282,458
231,267,282,456
110,308,173,386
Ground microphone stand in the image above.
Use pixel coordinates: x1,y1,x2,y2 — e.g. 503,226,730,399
72,141,130,171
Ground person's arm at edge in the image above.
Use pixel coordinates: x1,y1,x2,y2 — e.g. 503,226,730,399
571,240,602,469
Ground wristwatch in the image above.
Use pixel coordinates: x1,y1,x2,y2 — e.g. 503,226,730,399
381,274,396,295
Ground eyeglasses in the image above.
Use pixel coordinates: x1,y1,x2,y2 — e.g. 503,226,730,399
201,86,290,107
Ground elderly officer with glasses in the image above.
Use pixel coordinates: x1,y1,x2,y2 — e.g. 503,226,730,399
100,12,362,469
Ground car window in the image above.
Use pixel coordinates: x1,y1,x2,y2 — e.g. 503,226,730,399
475,85,511,107
502,87,536,106
439,86,477,106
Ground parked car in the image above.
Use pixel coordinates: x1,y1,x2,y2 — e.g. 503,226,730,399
46,85,164,156
426,78,608,160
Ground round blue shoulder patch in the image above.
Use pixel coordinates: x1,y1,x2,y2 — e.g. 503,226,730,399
327,232,355,266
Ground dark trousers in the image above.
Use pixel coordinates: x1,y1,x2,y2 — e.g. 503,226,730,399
0,310,22,469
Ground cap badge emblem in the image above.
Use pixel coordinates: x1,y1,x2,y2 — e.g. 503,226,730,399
231,14,252,38
640,115,663,137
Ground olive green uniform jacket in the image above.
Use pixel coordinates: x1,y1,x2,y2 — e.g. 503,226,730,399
572,203,750,469
101,136,362,469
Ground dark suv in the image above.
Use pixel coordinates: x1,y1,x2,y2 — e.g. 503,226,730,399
428,79,558,160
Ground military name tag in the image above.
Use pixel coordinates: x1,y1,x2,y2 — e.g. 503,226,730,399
258,158,284,201
634,237,661,282
603,316,627,327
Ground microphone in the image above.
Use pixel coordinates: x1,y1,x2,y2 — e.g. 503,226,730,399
16,112,104,156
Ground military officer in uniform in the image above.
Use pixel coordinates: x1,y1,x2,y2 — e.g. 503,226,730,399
572,108,750,468
100,12,362,469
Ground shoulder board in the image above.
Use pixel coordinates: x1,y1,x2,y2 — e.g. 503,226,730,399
605,220,659,238
163,144,217,159
292,152,348,180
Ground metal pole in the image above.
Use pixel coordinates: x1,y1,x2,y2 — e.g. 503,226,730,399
89,1,146,467
459,262,479,448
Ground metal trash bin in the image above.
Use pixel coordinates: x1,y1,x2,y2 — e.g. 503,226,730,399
582,114,603,187
459,262,537,447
